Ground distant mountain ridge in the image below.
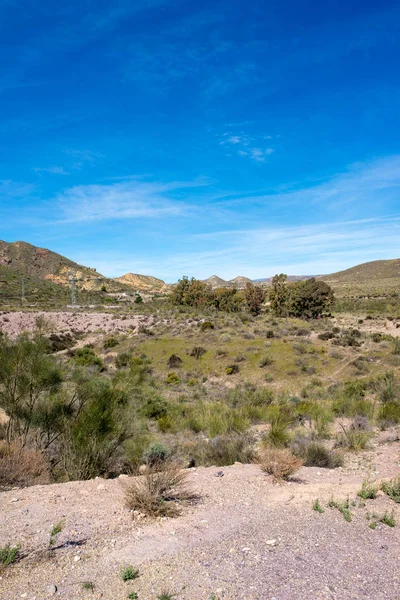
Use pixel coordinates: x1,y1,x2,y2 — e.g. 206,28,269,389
1,240,399,300
0,241,166,295
114,273,167,293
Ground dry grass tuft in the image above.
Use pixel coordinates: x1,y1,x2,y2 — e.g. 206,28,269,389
259,448,303,481
124,463,196,518
0,442,49,489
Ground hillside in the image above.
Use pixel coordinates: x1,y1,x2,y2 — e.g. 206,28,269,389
203,275,228,288
0,240,112,291
319,258,400,297
114,273,167,293
228,275,253,288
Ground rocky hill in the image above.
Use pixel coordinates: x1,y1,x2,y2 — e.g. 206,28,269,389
114,273,167,294
0,240,117,292
202,275,228,288
228,275,253,288
318,258,400,296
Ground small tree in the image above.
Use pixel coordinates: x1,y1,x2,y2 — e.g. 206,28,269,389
287,278,334,318
269,274,289,316
244,283,266,315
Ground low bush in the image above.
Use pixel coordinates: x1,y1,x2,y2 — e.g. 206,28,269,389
226,364,240,375
259,448,303,481
124,463,194,517
190,347,206,359
71,346,104,369
201,321,214,331
145,442,171,467
167,354,183,368
335,427,372,451
0,443,49,489
382,476,400,503
259,356,274,368
191,434,255,467
115,351,133,369
166,372,182,385
292,440,343,468
104,336,119,349
358,476,379,500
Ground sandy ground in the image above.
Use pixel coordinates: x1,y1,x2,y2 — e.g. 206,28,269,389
0,311,159,339
1,440,400,600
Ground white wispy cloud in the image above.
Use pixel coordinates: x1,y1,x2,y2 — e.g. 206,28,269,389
34,166,69,175
55,178,207,223
0,179,35,198
220,131,275,162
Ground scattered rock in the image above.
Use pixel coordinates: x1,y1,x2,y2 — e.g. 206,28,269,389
46,585,57,595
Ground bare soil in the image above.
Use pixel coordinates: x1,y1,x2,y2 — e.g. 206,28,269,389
1,440,400,600
0,312,159,339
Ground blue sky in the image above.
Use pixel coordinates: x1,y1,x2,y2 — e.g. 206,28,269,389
1,0,400,282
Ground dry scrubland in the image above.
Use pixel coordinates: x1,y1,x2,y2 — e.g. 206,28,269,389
1,302,400,600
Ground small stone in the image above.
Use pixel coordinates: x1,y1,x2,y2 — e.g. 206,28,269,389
97,484,107,491
9,497,19,503
266,539,277,546
74,555,81,562
46,585,57,595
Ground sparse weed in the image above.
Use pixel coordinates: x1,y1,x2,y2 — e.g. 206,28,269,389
358,476,379,500
0,543,20,566
382,476,400,503
312,499,324,513
380,509,396,527
49,519,64,548
157,592,175,600
82,582,95,592
328,496,352,522
120,565,139,582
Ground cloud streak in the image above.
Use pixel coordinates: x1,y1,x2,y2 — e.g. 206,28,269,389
220,131,275,163
55,178,208,223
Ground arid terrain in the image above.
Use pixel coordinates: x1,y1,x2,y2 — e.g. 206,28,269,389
1,438,400,600
1,244,400,600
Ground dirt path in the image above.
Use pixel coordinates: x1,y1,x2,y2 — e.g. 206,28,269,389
1,441,400,600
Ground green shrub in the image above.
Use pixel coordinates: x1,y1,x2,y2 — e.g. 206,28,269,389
190,434,255,466
104,336,119,349
312,499,324,513
145,443,171,467
116,351,133,369
166,372,181,385
335,428,372,451
167,354,183,368
226,364,239,375
328,496,352,522
259,356,274,367
358,476,379,499
120,566,139,581
72,346,104,369
190,346,206,359
382,476,400,503
378,402,400,427
296,441,343,468
201,321,214,331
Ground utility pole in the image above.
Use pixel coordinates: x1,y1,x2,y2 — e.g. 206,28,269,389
69,271,76,306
